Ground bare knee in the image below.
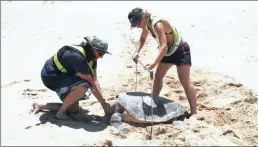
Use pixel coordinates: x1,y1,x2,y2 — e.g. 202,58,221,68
71,85,88,93
154,63,172,84
65,86,87,112
179,78,192,89
64,85,88,102
154,72,165,83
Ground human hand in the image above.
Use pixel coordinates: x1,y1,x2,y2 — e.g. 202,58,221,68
147,62,157,70
101,102,114,115
132,52,139,64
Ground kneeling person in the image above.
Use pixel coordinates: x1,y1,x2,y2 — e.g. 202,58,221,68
32,36,113,120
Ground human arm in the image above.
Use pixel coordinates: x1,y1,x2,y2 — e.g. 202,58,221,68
76,72,112,114
133,27,149,62
67,52,111,113
92,61,102,95
76,72,104,102
135,26,149,53
147,22,168,70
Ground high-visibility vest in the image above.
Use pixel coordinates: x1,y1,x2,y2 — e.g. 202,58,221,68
53,45,95,76
149,15,183,56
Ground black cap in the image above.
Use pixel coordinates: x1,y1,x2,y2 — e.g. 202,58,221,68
128,7,144,28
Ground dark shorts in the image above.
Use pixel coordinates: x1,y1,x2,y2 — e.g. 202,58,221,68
160,42,192,66
41,68,90,101
54,75,90,101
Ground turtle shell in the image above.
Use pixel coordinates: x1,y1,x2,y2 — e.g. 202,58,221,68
117,92,187,122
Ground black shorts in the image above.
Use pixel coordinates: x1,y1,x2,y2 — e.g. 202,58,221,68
41,67,90,101
160,42,192,66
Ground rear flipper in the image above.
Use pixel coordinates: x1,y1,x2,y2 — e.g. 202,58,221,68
152,96,163,106
110,112,128,135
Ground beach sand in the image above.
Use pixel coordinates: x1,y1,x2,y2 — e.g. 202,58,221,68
1,1,258,146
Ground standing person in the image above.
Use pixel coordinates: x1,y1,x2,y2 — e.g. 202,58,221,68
32,35,113,120
128,7,197,117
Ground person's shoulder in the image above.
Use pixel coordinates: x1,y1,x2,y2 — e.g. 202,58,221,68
63,46,85,61
151,15,163,27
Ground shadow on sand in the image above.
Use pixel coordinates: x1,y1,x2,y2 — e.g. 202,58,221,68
38,109,108,132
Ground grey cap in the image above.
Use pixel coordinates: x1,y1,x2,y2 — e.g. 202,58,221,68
128,7,144,28
84,36,111,55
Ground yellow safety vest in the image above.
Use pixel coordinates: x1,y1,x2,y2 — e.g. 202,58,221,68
150,15,183,56
53,45,95,76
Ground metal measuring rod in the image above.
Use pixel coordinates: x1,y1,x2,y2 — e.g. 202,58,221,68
132,57,154,140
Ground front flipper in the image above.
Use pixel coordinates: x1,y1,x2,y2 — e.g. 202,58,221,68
110,112,128,135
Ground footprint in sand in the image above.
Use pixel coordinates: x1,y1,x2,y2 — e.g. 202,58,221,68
103,140,113,147
193,81,204,87
109,127,126,139
197,92,208,99
244,97,258,104
227,82,242,88
126,65,133,68
154,126,167,136
22,88,48,100
222,129,240,139
174,90,183,94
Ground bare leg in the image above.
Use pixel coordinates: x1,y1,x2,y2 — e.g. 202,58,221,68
56,85,87,120
31,102,59,114
31,102,80,114
176,65,197,114
152,63,173,96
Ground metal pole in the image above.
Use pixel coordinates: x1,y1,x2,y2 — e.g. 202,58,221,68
135,62,137,92
134,58,154,140
149,70,154,140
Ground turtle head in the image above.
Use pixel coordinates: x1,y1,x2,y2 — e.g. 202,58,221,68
107,98,120,113
103,98,119,124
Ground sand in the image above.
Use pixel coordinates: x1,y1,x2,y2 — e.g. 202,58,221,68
1,1,258,146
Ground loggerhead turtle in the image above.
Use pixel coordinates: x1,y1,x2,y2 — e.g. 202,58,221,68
107,91,188,134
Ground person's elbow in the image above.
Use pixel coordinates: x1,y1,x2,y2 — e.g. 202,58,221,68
139,37,146,44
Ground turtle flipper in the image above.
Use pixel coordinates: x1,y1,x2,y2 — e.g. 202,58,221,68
152,95,163,106
110,112,128,135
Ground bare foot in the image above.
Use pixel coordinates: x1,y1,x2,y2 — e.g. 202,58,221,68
56,113,73,121
189,113,197,121
31,103,41,114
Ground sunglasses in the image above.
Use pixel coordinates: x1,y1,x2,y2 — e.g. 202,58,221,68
97,50,105,57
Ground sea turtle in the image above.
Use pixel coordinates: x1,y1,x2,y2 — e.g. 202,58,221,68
107,91,188,134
